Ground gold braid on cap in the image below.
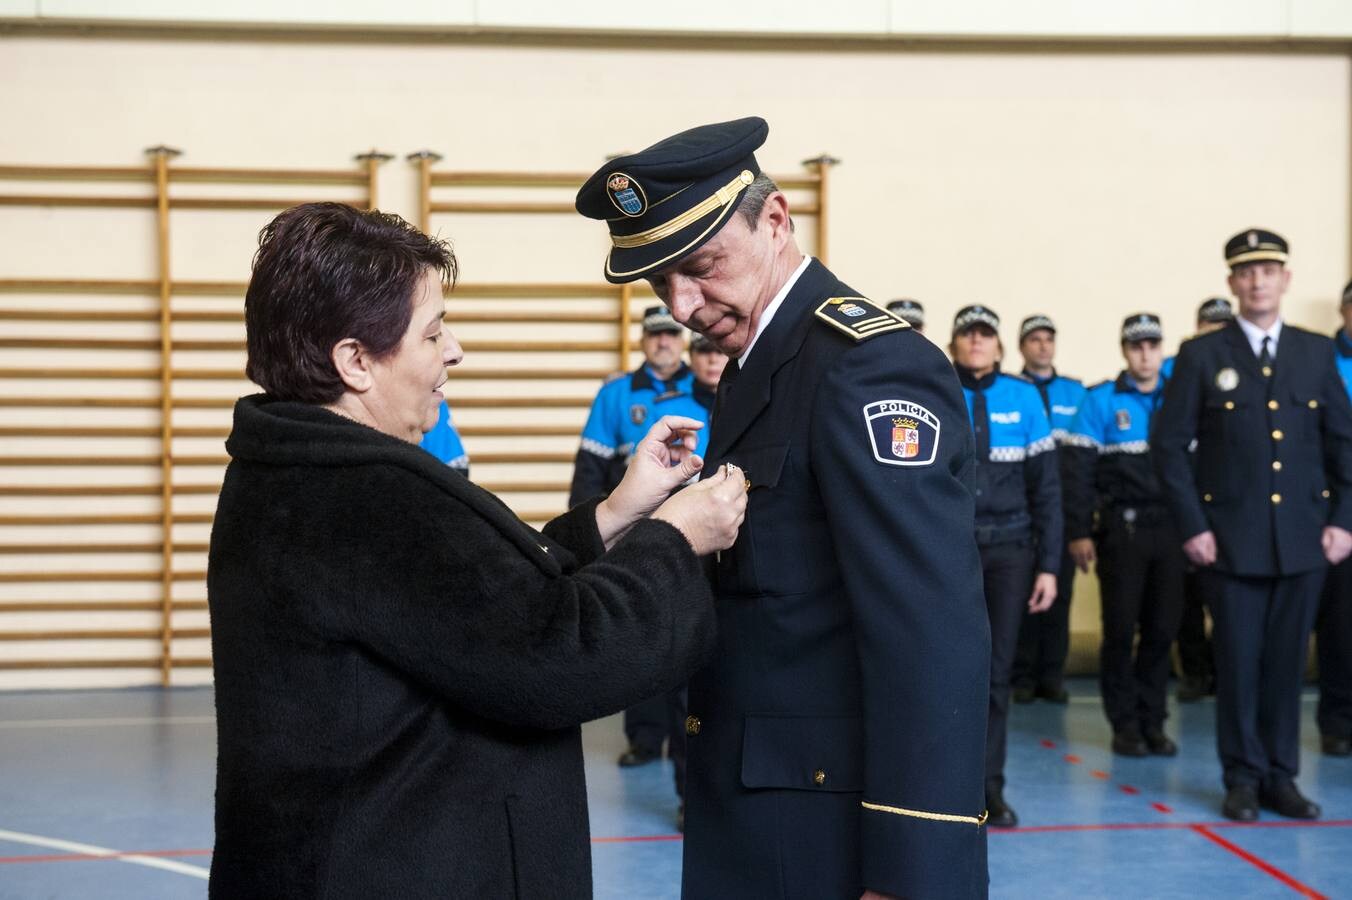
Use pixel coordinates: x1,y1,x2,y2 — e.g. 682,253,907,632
611,170,755,250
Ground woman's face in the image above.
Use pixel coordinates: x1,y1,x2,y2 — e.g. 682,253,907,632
367,268,463,443
952,326,999,373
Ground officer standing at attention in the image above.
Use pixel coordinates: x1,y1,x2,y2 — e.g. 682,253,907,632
419,399,470,476
576,117,990,899
1012,314,1085,705
1063,314,1183,757
1169,296,1235,702
949,305,1061,828
569,306,709,771
1316,279,1352,756
1153,229,1352,821
886,298,925,334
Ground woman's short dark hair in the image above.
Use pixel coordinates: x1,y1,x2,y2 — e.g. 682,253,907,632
244,202,458,404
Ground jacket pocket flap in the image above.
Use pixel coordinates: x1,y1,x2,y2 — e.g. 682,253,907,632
730,443,789,491
740,713,863,792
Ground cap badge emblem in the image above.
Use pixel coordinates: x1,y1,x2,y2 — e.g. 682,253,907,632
1215,367,1239,392
1247,231,1259,248
606,171,647,218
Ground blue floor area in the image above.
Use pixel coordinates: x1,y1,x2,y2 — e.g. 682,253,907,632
0,680,1347,898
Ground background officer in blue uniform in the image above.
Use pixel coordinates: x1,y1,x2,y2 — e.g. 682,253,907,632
419,399,469,475
1012,314,1085,705
569,306,710,772
1064,314,1183,757
577,117,990,899
1153,229,1352,822
948,305,1061,829
886,298,925,333
569,306,703,513
1169,296,1235,702
1317,278,1352,756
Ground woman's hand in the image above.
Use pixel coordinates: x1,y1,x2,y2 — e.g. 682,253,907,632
595,416,705,547
652,463,748,556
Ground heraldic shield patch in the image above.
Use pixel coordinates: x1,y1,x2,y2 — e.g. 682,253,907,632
863,400,940,467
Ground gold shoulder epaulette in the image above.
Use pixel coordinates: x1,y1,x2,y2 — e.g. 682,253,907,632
814,297,910,342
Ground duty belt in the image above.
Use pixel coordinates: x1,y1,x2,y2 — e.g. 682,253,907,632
974,513,1032,546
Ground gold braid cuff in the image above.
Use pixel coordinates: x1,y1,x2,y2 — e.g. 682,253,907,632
861,800,989,827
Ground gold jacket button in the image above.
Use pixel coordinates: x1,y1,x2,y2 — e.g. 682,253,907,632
685,715,701,736
1310,399,1320,409
1203,493,1213,502
813,769,826,786
1324,489,1332,499
1271,493,1282,504
1262,366,1273,377
1272,429,1284,441
1272,460,1282,471
1224,401,1235,410
1267,400,1279,410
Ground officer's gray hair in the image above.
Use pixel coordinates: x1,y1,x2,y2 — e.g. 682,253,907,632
738,173,795,233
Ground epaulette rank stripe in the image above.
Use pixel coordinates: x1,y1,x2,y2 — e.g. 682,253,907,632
814,297,910,342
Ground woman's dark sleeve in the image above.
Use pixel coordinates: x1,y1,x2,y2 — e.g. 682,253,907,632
311,471,715,732
540,496,607,566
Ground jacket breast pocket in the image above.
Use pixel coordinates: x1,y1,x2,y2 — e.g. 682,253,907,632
729,442,789,493
740,713,863,793
715,443,790,595
1202,395,1248,446
1288,390,1322,441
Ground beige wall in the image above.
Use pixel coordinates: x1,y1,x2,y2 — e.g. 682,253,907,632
1,33,1349,686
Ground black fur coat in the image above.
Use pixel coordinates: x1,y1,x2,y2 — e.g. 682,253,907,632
207,396,715,898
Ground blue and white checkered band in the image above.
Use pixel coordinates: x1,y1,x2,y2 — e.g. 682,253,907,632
862,400,940,467
1122,317,1162,342
955,307,999,332
606,172,647,218
1020,316,1055,339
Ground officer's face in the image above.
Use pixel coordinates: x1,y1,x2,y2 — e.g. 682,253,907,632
1227,261,1290,319
1020,329,1055,369
641,329,685,378
951,326,1000,374
690,348,729,388
1122,338,1162,382
645,194,795,357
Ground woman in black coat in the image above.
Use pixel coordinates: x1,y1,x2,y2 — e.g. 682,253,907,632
207,203,746,898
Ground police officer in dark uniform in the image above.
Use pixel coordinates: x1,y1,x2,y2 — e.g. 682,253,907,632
886,298,925,333
1064,314,1183,756
1317,279,1352,756
949,305,1062,828
577,117,990,899
1012,314,1085,705
1169,296,1236,702
1153,229,1352,821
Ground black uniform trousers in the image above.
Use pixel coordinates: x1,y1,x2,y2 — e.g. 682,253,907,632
1013,545,1074,693
1094,512,1186,733
1317,558,1352,740
981,538,1035,789
1205,568,1325,789
1175,569,1215,684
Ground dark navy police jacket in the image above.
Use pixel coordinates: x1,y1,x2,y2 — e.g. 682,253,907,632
684,259,991,900
1152,319,1352,577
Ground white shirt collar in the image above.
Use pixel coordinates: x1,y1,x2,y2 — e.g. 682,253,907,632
739,255,813,366
1237,315,1283,358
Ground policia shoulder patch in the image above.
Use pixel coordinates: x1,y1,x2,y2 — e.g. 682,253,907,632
814,297,910,341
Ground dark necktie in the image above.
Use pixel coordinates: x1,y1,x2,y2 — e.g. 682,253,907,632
713,357,740,424
971,389,991,461
1260,335,1273,375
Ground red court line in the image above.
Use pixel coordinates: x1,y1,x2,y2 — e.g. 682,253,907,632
999,819,1352,835
1151,802,1174,814
1190,825,1328,899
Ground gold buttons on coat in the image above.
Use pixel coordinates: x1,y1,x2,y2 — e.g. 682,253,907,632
1272,461,1282,471
1267,400,1279,410
685,716,701,736
1203,493,1213,502
1262,366,1273,377
1271,494,1282,504
1224,401,1235,410
1324,490,1332,499
1272,429,1284,441
813,769,827,786
1310,399,1320,409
